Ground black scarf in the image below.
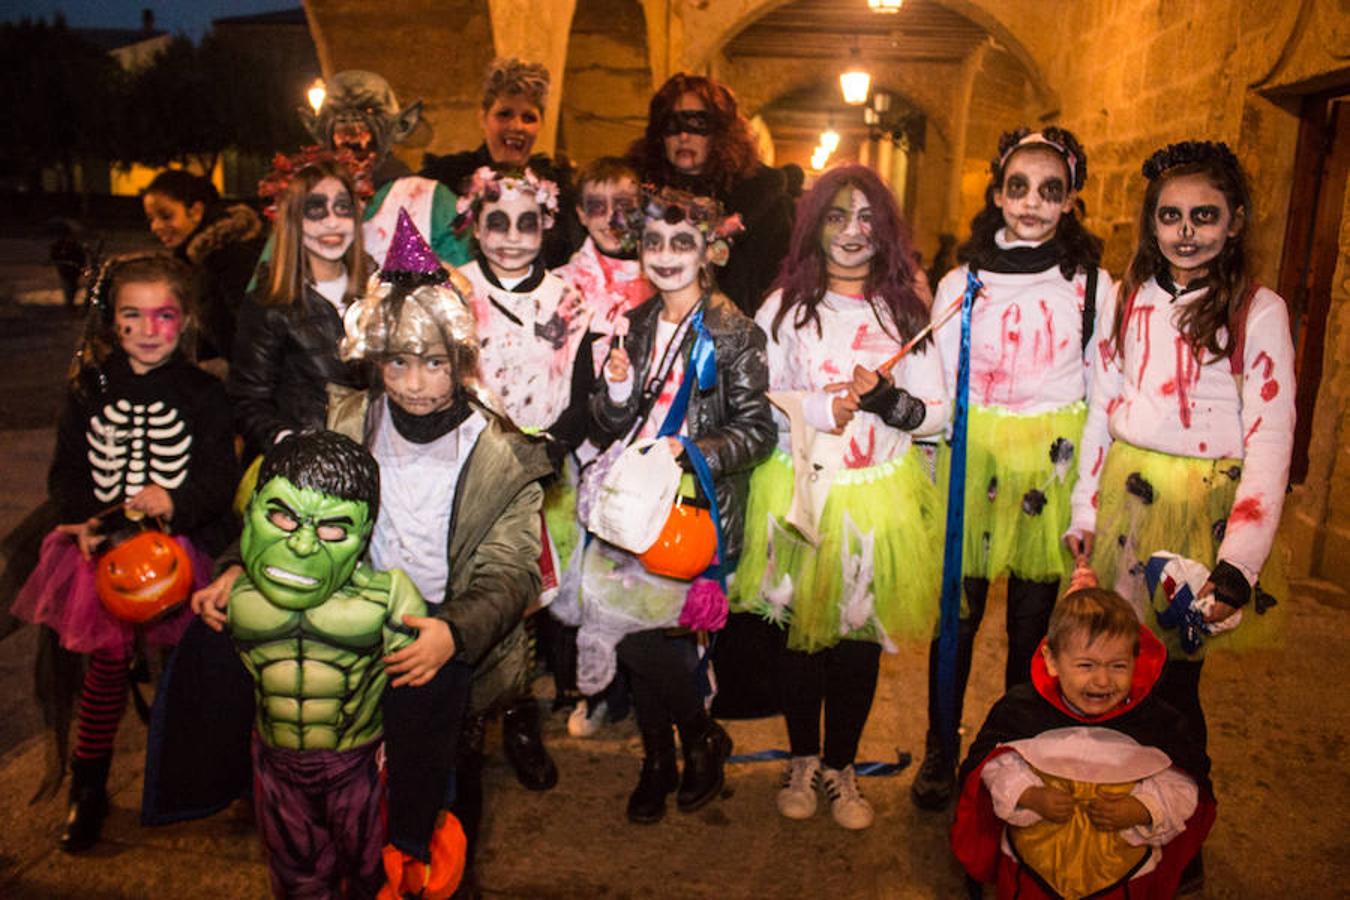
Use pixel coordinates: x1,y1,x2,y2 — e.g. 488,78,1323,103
388,392,472,444
476,254,546,293
1156,267,1210,301
979,238,1061,275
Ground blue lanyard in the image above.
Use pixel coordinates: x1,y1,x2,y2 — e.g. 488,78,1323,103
937,270,982,762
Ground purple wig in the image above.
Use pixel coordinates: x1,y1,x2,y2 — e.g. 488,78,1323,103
769,164,928,346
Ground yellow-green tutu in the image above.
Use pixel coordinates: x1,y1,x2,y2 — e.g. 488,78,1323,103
731,447,942,653
938,402,1085,583
1090,440,1287,660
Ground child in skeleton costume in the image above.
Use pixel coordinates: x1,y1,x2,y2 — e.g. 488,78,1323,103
953,588,1214,899
1068,143,1294,756
913,127,1112,811
734,165,948,830
14,254,236,853
328,209,552,879
230,155,372,461
570,186,774,824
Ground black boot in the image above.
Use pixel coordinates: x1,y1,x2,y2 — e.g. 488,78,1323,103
501,697,558,791
626,749,679,824
910,730,957,811
61,754,111,853
676,716,732,813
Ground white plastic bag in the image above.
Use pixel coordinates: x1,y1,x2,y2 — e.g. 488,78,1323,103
585,438,683,554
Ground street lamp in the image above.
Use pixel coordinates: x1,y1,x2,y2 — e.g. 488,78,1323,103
840,49,871,105
307,78,327,115
867,0,903,12
820,127,841,154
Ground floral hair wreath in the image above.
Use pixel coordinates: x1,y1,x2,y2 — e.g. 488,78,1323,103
257,145,375,222
610,184,746,266
1142,141,1241,181
992,126,1088,193
452,165,559,235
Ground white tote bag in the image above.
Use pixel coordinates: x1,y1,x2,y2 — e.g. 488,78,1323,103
585,438,683,554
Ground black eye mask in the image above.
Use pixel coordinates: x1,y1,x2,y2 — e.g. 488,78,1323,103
664,110,712,137
303,193,356,222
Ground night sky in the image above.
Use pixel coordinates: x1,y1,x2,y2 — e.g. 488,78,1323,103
2,1,296,39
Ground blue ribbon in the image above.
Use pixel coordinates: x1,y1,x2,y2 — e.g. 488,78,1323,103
655,308,717,438
937,270,982,763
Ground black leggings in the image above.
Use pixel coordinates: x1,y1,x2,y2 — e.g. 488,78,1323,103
616,629,703,753
924,575,1059,744
780,640,882,770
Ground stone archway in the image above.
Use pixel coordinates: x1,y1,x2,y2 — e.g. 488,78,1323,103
559,0,653,162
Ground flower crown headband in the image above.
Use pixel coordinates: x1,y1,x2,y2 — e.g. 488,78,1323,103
453,165,559,235
1141,140,1241,182
994,127,1086,192
610,184,746,265
257,145,374,222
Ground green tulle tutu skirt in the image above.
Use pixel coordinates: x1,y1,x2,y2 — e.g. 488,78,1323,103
732,448,942,653
1090,440,1286,659
938,402,1086,582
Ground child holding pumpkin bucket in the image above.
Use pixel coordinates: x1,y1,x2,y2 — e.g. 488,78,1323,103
13,253,237,853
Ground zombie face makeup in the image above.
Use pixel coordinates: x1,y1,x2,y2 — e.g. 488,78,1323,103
114,280,186,374
820,187,876,277
1043,629,1136,717
475,190,544,279
663,93,711,176
241,476,372,611
143,192,204,250
480,93,542,168
382,348,456,416
301,176,357,272
995,147,1074,244
641,218,705,295
578,178,640,256
1153,173,1242,286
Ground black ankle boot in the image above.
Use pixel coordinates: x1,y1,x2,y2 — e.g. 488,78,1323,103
676,717,732,812
61,754,111,853
910,731,957,811
626,750,679,824
501,698,558,791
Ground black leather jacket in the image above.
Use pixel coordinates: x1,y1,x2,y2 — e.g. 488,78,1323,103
590,292,775,561
227,276,367,457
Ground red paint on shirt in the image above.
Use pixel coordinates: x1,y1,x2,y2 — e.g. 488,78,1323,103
1253,351,1274,380
1199,441,1207,453
843,427,876,469
1129,304,1156,388
1091,447,1104,477
1172,336,1201,429
1244,415,1263,446
1261,380,1279,401
1229,496,1264,526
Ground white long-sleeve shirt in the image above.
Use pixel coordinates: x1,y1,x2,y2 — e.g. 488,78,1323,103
1069,278,1295,583
755,288,949,469
932,259,1111,416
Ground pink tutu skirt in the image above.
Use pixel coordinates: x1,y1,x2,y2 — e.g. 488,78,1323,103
12,529,212,655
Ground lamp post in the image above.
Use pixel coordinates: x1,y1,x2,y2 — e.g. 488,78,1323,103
840,53,871,106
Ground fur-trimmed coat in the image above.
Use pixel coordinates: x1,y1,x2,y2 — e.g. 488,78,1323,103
178,203,265,362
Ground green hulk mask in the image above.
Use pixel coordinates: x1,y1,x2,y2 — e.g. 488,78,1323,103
242,477,373,611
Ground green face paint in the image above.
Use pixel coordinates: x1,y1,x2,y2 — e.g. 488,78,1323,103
241,476,373,611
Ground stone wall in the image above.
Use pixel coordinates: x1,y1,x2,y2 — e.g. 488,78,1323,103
559,0,652,163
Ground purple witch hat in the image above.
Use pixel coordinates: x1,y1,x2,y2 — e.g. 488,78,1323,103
381,207,444,281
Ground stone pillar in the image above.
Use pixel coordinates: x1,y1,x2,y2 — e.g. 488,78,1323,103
487,0,578,156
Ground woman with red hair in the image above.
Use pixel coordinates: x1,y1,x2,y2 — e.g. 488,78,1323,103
628,73,793,319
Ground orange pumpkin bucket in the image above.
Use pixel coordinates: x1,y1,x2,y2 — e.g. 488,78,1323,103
638,500,717,581
94,530,194,623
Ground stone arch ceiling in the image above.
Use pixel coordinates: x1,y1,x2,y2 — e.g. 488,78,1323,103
677,0,1060,112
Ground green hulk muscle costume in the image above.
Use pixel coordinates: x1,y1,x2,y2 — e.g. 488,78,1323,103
231,475,423,750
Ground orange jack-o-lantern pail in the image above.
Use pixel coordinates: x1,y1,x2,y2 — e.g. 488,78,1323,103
94,531,193,623
638,502,717,581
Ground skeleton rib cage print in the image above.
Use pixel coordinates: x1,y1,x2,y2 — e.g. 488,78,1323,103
87,399,193,503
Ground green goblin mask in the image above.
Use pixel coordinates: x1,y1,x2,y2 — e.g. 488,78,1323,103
241,476,373,610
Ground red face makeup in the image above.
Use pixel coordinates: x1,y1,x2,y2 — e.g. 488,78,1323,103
115,280,185,374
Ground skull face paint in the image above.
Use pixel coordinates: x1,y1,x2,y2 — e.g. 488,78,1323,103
241,476,372,611
820,187,876,276
381,348,456,416
301,176,357,267
995,147,1074,244
641,218,705,295
1153,173,1242,286
114,280,186,374
578,178,639,256
475,190,544,279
